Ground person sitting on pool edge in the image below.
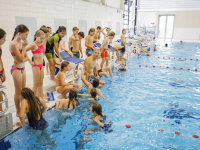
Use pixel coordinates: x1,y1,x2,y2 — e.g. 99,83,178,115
95,53,113,78
139,39,151,56
56,61,79,98
78,67,111,103
19,88,48,129
84,49,106,87
56,87,79,110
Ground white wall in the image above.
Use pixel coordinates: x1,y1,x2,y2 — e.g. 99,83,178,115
106,0,121,9
137,11,200,40
0,0,123,71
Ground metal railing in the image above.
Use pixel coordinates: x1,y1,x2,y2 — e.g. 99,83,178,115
0,90,8,116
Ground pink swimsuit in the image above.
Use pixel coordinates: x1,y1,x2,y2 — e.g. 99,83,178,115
32,42,44,70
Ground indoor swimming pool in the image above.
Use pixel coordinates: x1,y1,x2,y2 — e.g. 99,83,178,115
2,42,200,150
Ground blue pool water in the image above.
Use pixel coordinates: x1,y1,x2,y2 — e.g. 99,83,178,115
3,42,200,150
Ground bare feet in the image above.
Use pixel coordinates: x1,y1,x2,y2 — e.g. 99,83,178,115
43,94,50,99
46,72,50,75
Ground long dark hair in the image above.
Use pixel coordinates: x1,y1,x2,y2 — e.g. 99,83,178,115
53,26,66,36
92,78,99,88
21,88,42,120
12,24,29,40
68,87,78,109
90,88,98,101
92,103,103,117
0,28,6,39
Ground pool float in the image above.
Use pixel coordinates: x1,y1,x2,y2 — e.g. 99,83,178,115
126,124,131,128
158,129,164,132
175,132,181,135
193,135,199,138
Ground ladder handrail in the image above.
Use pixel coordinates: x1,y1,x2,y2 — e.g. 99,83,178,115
0,91,8,116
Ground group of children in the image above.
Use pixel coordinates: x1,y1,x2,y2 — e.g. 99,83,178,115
0,25,129,132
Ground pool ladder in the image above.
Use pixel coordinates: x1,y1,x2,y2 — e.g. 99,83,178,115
0,87,13,141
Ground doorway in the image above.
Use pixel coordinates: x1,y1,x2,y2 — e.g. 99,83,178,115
158,15,175,39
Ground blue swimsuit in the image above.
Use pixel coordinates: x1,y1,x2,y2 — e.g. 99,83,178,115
27,112,48,130
100,115,113,132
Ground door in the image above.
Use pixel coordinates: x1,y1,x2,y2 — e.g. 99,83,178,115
158,15,175,39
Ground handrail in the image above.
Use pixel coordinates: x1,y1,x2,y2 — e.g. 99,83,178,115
0,91,8,116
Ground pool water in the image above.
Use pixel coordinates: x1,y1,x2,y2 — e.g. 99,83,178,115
4,42,200,150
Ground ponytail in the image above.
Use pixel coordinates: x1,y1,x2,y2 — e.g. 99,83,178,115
33,30,44,41
53,26,66,36
68,88,78,109
12,30,17,41
12,24,29,41
92,103,103,117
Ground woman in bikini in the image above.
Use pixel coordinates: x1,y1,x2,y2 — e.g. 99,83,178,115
9,24,33,118
56,61,79,98
0,28,7,112
26,30,49,102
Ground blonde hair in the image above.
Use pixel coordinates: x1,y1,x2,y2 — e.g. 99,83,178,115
122,29,126,33
73,27,79,31
88,28,95,35
108,31,115,37
34,30,44,41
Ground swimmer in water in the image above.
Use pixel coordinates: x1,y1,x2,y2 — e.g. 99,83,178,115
165,43,168,47
78,67,111,103
77,88,99,102
117,58,128,71
83,103,113,141
55,87,79,110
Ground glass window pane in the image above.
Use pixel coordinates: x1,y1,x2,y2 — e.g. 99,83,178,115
166,16,174,38
129,6,133,12
124,15,128,20
124,20,128,24
124,25,129,29
129,20,134,28
124,11,129,15
124,5,128,11
129,13,133,20
158,16,166,38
